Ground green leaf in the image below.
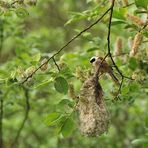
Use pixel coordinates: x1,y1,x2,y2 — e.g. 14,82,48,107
32,53,41,62
134,10,148,14
121,86,129,95
0,70,9,78
86,0,93,3
129,57,138,70
56,115,67,128
124,24,138,30
82,32,91,38
112,20,127,25
44,112,61,126
45,113,67,127
129,83,139,92
113,8,127,20
87,47,99,52
16,8,29,18
135,0,148,7
59,64,73,78
15,48,22,56
143,79,148,88
65,12,87,25
33,78,53,89
143,32,148,38
61,118,75,137
58,99,75,108
54,77,68,94
131,138,148,145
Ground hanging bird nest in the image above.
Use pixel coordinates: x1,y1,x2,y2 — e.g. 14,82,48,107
77,75,110,137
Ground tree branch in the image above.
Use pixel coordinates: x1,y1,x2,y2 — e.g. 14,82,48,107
11,0,19,6
11,87,30,147
21,7,111,84
107,0,123,76
95,0,133,101
52,57,60,72
107,0,134,99
122,2,135,8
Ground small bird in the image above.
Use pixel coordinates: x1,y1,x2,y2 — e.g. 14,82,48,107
90,56,119,84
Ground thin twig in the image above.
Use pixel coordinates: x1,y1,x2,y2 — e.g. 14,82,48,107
122,2,134,8
107,0,124,77
139,23,148,32
95,3,147,84
21,7,111,84
52,57,60,72
11,87,30,147
11,0,19,6
107,0,132,99
116,76,124,100
119,77,124,94
112,53,128,57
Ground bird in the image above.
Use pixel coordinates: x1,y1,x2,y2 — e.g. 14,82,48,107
90,56,119,84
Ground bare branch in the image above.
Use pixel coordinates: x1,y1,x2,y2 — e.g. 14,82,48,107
107,0,123,77
11,87,30,147
116,76,124,100
21,7,111,84
122,2,135,8
139,21,148,32
106,0,135,100
52,57,60,72
11,0,19,6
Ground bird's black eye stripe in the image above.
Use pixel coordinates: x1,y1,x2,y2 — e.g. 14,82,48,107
90,58,96,63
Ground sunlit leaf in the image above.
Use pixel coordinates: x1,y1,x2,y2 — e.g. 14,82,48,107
33,78,53,89
65,12,87,25
44,112,61,126
131,138,148,145
113,8,127,20
87,47,99,52
58,99,75,108
135,0,148,7
61,118,75,137
32,53,41,62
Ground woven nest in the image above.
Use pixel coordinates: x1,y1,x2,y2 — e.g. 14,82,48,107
78,75,110,137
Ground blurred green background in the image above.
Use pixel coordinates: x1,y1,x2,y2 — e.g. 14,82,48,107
0,0,148,148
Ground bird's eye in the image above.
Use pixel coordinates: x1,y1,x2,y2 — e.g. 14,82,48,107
90,57,96,63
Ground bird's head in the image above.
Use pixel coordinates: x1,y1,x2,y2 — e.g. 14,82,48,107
90,56,104,73
90,56,103,66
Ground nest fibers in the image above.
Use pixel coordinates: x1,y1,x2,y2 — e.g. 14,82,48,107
78,75,110,137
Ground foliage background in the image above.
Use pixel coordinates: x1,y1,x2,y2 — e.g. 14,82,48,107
0,0,148,148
